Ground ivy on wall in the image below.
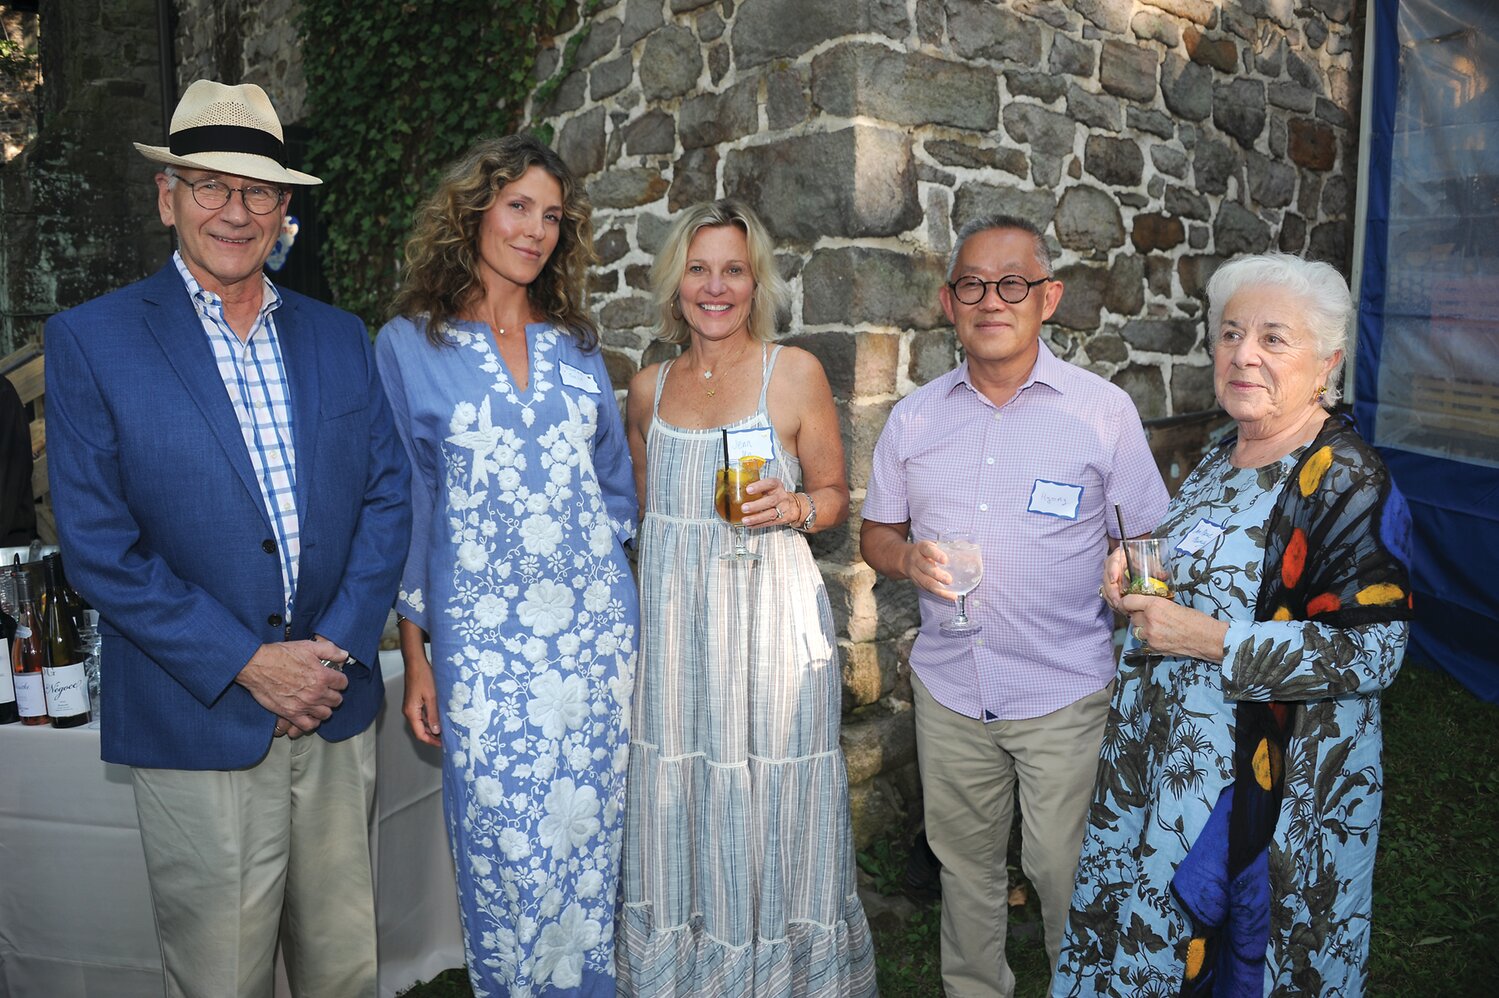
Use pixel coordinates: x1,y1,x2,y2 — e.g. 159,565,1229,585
297,0,580,324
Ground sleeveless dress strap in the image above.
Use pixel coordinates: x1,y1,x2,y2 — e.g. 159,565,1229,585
758,344,783,413
652,357,674,416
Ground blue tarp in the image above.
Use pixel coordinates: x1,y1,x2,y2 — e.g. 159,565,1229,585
1357,0,1499,701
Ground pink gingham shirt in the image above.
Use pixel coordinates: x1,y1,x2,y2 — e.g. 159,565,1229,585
864,343,1169,721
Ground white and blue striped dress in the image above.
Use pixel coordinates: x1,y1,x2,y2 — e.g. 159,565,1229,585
620,345,877,996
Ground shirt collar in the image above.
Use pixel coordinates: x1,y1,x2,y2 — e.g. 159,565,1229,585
946,340,1068,403
171,250,282,328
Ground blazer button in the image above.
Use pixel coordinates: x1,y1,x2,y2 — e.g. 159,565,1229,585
268,613,283,627
261,539,277,554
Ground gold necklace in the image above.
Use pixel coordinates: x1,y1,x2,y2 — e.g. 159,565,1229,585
698,340,750,398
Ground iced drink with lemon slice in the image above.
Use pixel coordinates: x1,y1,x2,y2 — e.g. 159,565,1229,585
716,456,765,561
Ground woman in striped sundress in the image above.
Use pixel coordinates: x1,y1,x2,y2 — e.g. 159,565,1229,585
619,199,877,996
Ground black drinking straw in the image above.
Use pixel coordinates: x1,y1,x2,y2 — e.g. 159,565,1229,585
1115,504,1136,584
720,429,732,518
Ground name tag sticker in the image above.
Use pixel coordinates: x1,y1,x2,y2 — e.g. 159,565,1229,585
725,425,776,463
559,362,599,393
1176,518,1225,555
1027,479,1082,520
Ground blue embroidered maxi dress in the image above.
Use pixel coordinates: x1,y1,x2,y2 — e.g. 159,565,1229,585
1052,443,1408,998
375,317,639,997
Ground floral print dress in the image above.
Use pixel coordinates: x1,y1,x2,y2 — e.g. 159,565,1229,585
376,317,639,997
1052,437,1408,998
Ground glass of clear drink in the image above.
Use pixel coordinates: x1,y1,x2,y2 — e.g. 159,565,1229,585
936,530,983,637
715,457,764,562
1121,537,1173,659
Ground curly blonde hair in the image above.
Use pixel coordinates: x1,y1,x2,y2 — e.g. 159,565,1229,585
390,134,598,349
650,199,788,345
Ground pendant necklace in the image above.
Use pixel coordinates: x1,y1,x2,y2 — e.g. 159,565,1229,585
700,341,748,398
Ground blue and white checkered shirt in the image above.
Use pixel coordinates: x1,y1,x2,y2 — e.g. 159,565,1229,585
172,251,300,621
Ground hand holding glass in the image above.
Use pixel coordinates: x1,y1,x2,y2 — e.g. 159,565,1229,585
716,457,764,562
1121,537,1172,658
935,530,983,637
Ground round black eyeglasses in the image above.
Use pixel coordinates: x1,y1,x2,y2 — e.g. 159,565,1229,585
177,177,288,215
948,275,1050,305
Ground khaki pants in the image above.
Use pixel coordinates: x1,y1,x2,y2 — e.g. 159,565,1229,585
131,727,378,998
913,672,1110,998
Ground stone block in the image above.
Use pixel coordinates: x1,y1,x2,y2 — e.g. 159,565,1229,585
1140,0,1216,26
1129,108,1175,139
1176,254,1225,298
575,17,622,65
1132,212,1185,251
1287,52,1321,92
1317,95,1350,128
1068,85,1123,131
639,25,703,101
926,140,1027,179
679,79,758,149
708,41,730,85
951,182,1058,233
641,339,681,369
1075,0,1133,33
1100,40,1158,102
590,53,634,102
1308,220,1349,266
619,0,663,49
802,246,946,331
1171,361,1215,412
840,698,916,784
731,0,905,70
557,106,606,178
1304,17,1328,49
603,348,639,389
1084,135,1144,187
1309,0,1354,21
595,227,629,265
1131,9,1181,47
844,398,897,493
847,774,908,851
871,571,920,639
600,295,656,330
1055,186,1125,252
1050,33,1097,76
1121,318,1199,354
1164,185,1210,221
1289,117,1336,170
1185,26,1238,73
1007,70,1066,104
636,212,674,255
1051,263,1109,330
695,8,725,41
1298,172,1324,216
1106,254,1146,315
1002,103,1077,160
625,265,652,291
839,641,883,711
540,71,587,117
1146,256,1174,296
1150,143,1188,178
1213,78,1266,148
915,0,944,44
668,147,719,212
1278,213,1307,253
766,65,810,131
909,328,957,386
1321,174,1351,217
1189,224,1210,249
786,330,858,399
1256,37,1286,76
1192,137,1236,196
813,43,1000,131
724,127,921,242
1161,54,1212,122
670,0,715,11
588,168,668,209
623,110,675,156
1113,363,1169,419
1087,332,1129,364
1268,81,1316,113
946,0,1043,64
1247,151,1296,209
1213,202,1272,255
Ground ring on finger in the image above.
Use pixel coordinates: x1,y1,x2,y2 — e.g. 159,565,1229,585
1132,624,1144,640
773,504,785,521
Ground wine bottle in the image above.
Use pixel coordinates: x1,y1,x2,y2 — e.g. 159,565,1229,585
10,564,50,726
41,554,90,728
0,571,20,724
43,552,93,650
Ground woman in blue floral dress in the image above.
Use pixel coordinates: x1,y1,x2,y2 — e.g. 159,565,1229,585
1054,254,1413,997
376,135,637,997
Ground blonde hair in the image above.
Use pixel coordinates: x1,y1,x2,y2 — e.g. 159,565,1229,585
390,134,598,349
650,199,788,345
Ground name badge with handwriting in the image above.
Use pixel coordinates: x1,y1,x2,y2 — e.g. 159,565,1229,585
1176,518,1225,555
1027,479,1082,520
559,362,600,393
725,424,777,463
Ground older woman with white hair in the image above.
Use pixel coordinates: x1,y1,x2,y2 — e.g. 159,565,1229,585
1053,253,1414,997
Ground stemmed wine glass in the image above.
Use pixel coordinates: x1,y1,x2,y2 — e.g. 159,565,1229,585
716,456,764,562
1121,537,1173,659
936,530,983,637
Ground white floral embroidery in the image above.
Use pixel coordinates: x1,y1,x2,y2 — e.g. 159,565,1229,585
517,580,575,637
519,514,564,556
526,670,589,739
533,903,602,990
537,778,600,861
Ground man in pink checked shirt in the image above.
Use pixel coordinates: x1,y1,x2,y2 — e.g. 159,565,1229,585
860,214,1169,998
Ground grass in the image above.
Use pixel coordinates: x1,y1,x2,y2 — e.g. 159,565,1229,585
398,664,1498,997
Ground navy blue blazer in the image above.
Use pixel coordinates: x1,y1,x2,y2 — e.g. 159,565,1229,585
45,263,411,769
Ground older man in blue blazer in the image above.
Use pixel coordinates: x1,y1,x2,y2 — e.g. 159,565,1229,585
45,80,410,998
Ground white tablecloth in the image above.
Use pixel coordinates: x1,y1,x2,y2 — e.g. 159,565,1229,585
0,651,464,997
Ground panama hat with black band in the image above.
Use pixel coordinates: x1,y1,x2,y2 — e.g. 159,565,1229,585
134,79,321,187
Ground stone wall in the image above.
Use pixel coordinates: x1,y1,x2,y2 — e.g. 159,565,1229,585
0,8,40,164
526,0,1363,847
173,0,308,123
0,0,169,356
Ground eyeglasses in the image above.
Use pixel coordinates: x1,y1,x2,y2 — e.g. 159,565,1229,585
947,275,1051,306
176,176,288,215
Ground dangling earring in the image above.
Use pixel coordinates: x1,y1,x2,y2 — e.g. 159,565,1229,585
670,296,683,321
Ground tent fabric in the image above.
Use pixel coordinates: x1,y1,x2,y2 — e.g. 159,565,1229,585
1356,0,1499,702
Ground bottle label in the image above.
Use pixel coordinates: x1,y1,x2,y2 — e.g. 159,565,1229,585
42,662,89,717
15,673,46,717
14,624,31,639
0,641,14,702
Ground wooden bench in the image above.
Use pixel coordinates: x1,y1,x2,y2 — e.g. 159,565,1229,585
1,340,53,543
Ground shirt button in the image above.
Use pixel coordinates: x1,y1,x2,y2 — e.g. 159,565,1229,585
281,499,294,511
253,399,267,409
986,457,995,465
992,411,1001,421
979,503,989,511
261,539,276,554
268,613,283,627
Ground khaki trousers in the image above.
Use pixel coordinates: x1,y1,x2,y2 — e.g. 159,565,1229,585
131,727,378,998
913,672,1111,998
